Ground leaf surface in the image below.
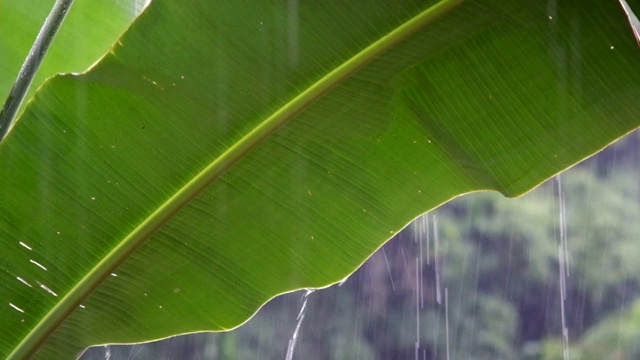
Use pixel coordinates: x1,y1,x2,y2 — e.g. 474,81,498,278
1,0,639,358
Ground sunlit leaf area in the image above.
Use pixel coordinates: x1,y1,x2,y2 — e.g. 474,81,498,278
78,132,640,359
1,0,639,358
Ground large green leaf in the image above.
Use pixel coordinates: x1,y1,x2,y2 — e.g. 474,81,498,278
1,0,639,358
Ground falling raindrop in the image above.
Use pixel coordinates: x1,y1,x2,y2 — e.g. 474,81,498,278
558,246,570,360
29,259,47,271
39,283,58,297
9,303,25,313
425,214,430,265
285,289,313,360
445,288,450,360
415,258,420,360
381,247,396,291
434,215,441,305
16,277,32,287
286,0,299,65
418,214,425,308
557,175,570,276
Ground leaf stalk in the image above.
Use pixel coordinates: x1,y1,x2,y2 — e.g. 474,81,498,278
0,0,74,143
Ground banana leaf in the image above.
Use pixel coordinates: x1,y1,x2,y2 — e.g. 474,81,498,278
1,0,639,358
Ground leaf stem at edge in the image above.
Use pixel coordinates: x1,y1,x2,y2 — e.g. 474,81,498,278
8,0,463,358
0,0,74,143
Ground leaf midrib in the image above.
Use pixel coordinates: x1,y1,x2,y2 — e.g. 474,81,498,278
10,0,464,358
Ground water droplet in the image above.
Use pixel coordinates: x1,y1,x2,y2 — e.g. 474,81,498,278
29,259,47,271
19,242,32,250
39,283,58,297
9,303,25,313
16,277,32,288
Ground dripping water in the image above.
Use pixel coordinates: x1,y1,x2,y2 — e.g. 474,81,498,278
382,247,396,291
557,175,570,360
434,215,441,305
285,289,313,360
